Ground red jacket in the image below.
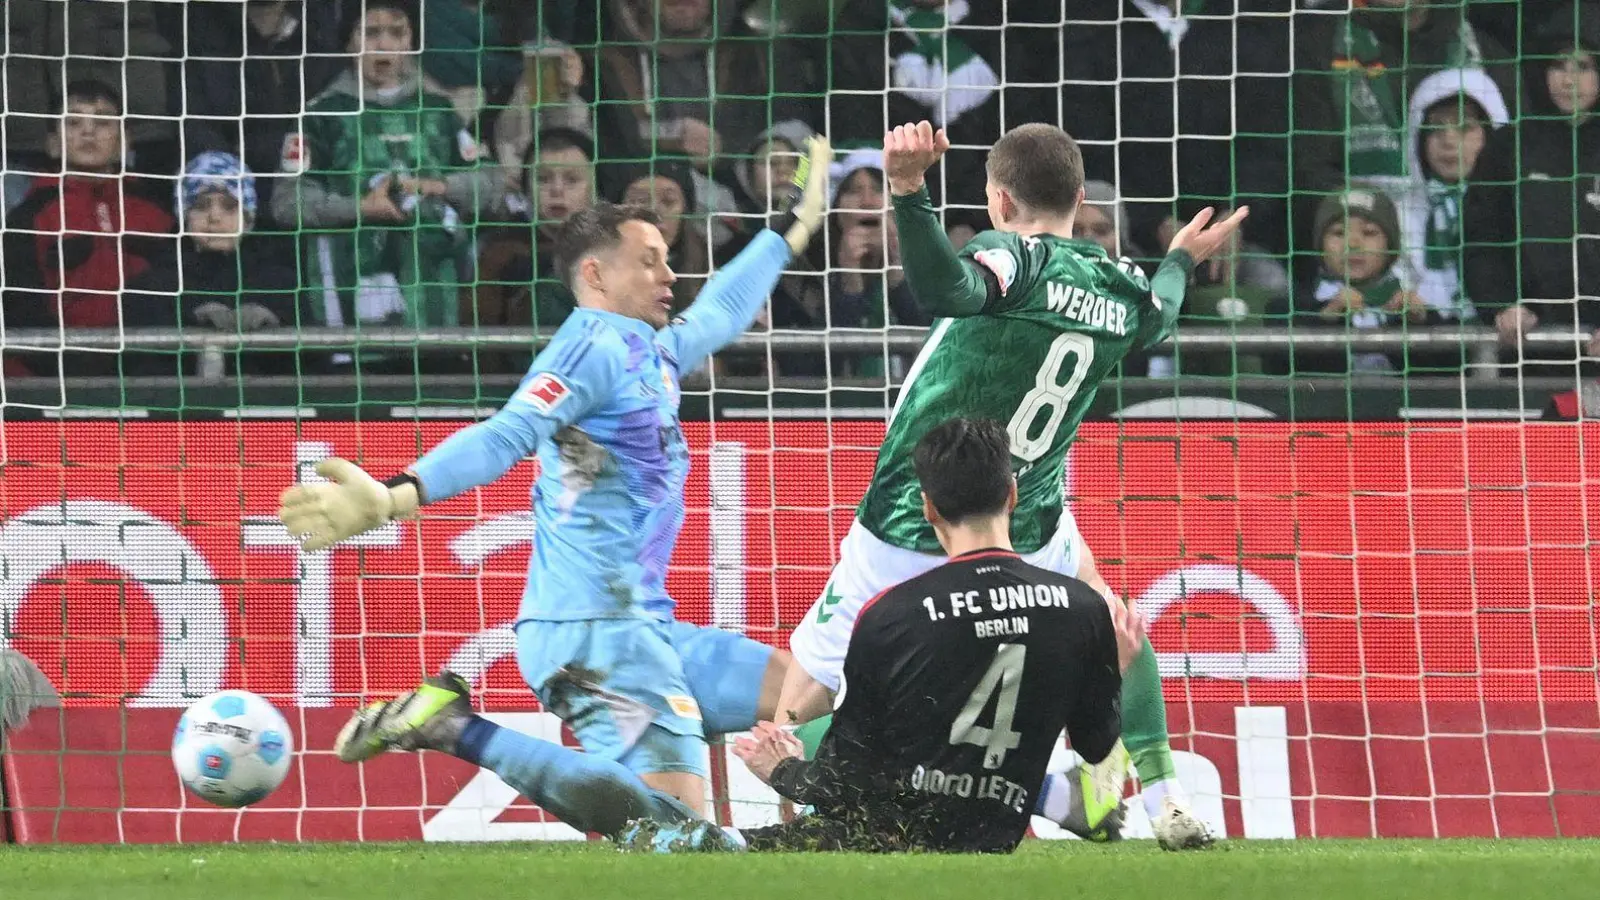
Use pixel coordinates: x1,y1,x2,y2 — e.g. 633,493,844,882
11,174,174,327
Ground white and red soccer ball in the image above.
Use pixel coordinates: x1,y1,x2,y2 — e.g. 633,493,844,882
172,690,294,808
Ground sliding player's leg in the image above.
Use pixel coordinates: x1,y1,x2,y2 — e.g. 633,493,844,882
1024,512,1214,850
517,618,716,814
332,670,696,838
783,520,947,724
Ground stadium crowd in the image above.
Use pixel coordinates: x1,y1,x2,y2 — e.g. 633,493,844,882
0,0,1595,388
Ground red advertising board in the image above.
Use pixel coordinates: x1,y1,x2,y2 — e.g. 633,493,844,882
2,421,1597,841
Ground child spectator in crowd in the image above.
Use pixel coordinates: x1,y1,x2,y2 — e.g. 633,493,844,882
467,128,597,372
1,80,174,378
1402,68,1508,328
1276,188,1430,374
125,152,299,376
270,0,507,373
1466,1,1600,371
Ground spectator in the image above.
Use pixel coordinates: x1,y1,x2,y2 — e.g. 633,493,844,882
1076,180,1153,264
270,0,508,372
732,120,812,223
5,0,179,175
1401,68,1508,326
163,0,344,228
125,152,299,375
492,38,593,170
418,0,524,122
1,80,175,378
773,149,927,380
467,128,597,371
1294,0,1512,254
1276,189,1429,374
591,0,819,218
1024,0,1295,259
1465,1,1600,368
828,0,1005,215
618,160,711,313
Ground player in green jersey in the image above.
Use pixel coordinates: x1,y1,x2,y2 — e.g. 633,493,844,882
782,121,1246,849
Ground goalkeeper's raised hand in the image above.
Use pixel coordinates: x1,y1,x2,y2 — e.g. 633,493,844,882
278,458,420,552
771,134,832,255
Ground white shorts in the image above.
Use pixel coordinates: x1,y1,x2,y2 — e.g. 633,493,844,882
789,512,1087,693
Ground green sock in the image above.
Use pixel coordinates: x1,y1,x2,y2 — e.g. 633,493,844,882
1121,635,1177,785
793,714,831,760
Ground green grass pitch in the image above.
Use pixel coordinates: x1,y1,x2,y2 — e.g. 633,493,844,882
2,840,1597,900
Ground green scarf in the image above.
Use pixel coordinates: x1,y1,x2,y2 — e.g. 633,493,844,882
1421,180,1463,274
1336,14,1480,178
888,0,977,72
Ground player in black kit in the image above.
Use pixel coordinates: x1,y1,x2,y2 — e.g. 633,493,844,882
620,416,1147,854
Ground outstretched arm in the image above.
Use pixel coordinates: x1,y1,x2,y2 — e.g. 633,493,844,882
663,136,833,374
279,323,622,551
407,352,615,502
660,230,791,375
1135,206,1250,349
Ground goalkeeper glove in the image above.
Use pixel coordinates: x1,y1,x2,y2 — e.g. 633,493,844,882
278,458,420,552
769,135,832,255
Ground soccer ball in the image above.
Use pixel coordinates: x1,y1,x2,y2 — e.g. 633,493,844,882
172,690,293,808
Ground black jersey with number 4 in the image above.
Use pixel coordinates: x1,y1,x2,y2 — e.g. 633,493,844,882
773,549,1122,853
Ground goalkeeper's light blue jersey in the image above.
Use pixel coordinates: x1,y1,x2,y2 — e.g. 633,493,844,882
408,229,791,622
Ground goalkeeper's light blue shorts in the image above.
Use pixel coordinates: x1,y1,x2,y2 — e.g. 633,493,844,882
515,617,774,778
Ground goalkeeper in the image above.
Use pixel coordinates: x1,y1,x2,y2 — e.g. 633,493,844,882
277,137,833,816
777,122,1247,849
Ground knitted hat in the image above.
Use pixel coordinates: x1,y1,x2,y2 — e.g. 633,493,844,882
1313,188,1400,251
177,151,258,228
829,146,885,205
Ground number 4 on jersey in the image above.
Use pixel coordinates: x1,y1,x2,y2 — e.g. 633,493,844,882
949,643,1026,769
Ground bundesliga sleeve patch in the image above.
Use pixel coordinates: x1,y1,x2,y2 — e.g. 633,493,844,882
972,248,1019,295
520,372,572,414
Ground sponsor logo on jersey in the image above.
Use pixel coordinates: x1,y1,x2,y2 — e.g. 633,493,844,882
521,373,571,414
280,133,308,174
660,363,676,400
665,694,702,720
972,248,1018,295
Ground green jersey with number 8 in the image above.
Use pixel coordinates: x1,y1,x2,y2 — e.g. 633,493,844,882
858,229,1187,555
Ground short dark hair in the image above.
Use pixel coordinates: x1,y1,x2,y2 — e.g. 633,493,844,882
57,79,122,115
342,0,417,47
913,417,1014,525
986,124,1084,216
551,201,663,290
522,128,596,197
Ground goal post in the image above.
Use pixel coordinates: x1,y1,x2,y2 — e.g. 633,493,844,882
0,0,1596,843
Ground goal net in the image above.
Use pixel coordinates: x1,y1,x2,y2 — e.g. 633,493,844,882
1,0,1596,844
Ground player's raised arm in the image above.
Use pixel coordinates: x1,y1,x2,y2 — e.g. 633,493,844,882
663,136,832,374
884,122,992,318
1137,206,1251,349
